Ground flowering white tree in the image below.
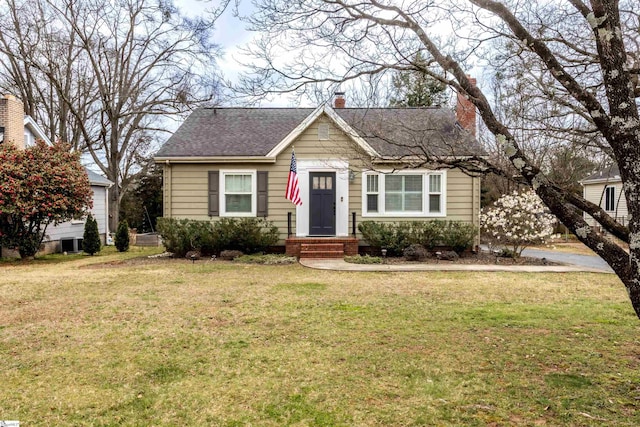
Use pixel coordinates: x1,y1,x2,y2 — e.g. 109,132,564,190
480,190,556,257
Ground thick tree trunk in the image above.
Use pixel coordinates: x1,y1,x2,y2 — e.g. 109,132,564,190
108,184,119,234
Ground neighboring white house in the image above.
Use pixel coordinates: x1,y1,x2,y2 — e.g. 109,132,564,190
41,169,113,253
24,115,49,147
580,164,628,228
1,94,113,256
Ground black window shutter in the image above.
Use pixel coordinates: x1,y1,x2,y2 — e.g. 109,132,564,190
208,171,219,216
257,171,268,217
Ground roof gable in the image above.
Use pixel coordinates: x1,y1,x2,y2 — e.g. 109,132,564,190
266,104,379,158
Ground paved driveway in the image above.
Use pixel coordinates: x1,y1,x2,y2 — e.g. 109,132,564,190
521,247,613,272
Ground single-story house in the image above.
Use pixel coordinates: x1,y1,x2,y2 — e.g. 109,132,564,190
580,163,628,228
0,93,113,256
155,92,486,257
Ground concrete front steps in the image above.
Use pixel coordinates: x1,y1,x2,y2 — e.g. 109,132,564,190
286,237,358,259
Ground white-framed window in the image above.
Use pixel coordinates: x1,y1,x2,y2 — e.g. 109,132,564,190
362,170,446,217
221,170,256,216
366,174,379,212
605,186,615,212
429,174,442,213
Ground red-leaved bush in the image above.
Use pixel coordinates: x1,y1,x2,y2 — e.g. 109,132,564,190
0,141,92,258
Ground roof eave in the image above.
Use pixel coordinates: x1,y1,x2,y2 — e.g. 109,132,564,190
24,115,52,145
372,154,489,164
154,156,277,164
579,176,622,185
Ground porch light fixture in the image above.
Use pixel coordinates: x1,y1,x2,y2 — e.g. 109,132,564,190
349,169,355,182
0,126,4,144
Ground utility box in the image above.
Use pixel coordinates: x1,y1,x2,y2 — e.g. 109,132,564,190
60,237,83,253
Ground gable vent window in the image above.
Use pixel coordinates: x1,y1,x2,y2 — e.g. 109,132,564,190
318,123,330,140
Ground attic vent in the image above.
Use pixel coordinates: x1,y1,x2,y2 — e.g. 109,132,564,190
318,123,330,140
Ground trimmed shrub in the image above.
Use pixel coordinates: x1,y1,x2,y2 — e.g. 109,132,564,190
441,222,477,254
216,218,279,254
82,214,101,255
415,220,447,249
359,220,476,255
358,221,411,256
157,217,279,257
114,220,130,252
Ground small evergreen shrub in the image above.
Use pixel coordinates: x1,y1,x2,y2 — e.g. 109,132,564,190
441,222,477,254
114,220,130,252
412,220,447,249
358,221,411,256
82,213,101,255
157,217,279,257
359,220,476,255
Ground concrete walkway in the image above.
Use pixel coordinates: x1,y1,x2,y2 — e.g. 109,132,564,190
299,258,612,273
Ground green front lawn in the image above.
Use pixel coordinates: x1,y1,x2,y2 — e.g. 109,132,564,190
1,249,638,426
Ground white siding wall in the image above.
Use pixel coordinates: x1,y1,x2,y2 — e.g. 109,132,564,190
43,185,110,245
582,181,629,227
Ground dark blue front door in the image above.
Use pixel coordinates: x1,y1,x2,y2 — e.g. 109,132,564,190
309,172,336,235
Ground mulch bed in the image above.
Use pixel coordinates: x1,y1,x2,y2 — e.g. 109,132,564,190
80,251,560,268
383,251,560,266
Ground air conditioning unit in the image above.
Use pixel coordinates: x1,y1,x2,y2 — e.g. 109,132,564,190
61,237,83,253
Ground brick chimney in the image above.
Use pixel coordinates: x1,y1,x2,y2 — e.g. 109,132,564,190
456,78,477,136
334,92,346,109
0,94,25,149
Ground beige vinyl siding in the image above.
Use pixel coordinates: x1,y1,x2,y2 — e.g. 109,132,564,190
162,113,482,244
582,181,628,227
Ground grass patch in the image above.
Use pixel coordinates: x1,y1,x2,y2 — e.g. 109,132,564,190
1,254,639,425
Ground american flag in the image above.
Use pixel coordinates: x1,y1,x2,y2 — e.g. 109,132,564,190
285,149,302,206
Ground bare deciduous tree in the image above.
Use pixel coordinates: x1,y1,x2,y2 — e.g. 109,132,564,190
238,0,640,317
0,0,223,231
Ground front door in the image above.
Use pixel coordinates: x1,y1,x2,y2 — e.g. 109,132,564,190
309,172,336,235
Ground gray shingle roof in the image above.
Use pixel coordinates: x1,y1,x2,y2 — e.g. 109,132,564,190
581,164,620,183
155,107,486,158
335,108,485,157
85,168,113,186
